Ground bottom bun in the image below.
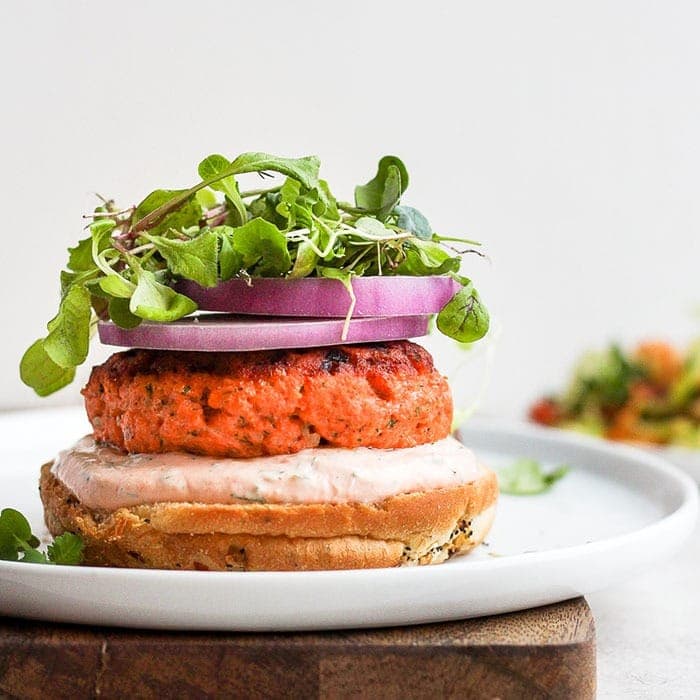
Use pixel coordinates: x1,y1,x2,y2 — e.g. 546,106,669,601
40,463,498,571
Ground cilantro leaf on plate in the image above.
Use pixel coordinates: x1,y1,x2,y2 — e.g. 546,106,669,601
47,533,85,565
498,460,569,495
0,508,84,565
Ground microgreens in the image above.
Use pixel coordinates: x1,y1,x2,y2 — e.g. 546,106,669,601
21,152,489,396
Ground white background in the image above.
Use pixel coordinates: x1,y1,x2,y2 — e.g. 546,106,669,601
1,1,699,415
2,5,700,697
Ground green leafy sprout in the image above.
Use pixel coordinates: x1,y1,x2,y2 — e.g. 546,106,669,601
0,508,84,565
498,459,569,495
20,152,489,396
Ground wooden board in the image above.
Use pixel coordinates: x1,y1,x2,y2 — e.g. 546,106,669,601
0,597,595,699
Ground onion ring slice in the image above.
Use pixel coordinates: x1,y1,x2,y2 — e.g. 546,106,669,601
98,314,431,352
174,276,459,318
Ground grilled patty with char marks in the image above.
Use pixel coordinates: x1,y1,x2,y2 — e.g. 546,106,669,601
83,341,452,458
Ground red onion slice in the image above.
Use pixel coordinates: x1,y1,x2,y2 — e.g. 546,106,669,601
98,314,430,352
174,276,460,318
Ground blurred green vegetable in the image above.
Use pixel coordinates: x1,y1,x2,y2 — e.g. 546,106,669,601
531,340,700,448
498,459,569,495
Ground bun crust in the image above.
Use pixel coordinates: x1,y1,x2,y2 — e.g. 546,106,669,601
40,463,498,571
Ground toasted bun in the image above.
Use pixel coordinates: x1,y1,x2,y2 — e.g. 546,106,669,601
40,463,498,571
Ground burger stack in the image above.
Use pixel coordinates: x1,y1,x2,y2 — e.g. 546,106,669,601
40,277,498,571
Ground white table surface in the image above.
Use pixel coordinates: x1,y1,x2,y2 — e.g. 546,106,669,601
588,512,700,699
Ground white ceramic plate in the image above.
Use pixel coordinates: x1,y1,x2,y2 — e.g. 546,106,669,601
0,408,696,631
646,444,700,483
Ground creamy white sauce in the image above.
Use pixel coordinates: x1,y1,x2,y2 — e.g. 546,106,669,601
52,435,484,510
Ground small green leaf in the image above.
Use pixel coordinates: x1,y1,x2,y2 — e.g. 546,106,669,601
230,218,291,277
132,153,319,236
61,270,96,297
67,236,97,272
47,532,84,565
215,227,243,281
44,284,92,368
248,192,286,228
288,237,319,278
108,297,142,329
20,549,50,564
197,155,231,185
354,216,391,238
436,280,489,343
0,508,38,561
89,220,121,279
60,270,79,296
317,180,339,220
133,189,203,236
89,219,117,239
318,265,352,285
276,178,303,226
498,459,569,495
412,240,459,271
275,178,327,231
394,205,432,239
0,534,18,560
198,155,246,226
396,240,460,276
84,278,110,300
20,340,76,396
99,274,136,299
195,188,219,210
227,152,320,190
145,231,219,287
130,267,198,321
0,508,33,544
0,536,19,559
354,156,409,221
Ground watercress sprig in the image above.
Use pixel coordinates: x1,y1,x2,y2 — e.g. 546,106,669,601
0,508,84,564
21,152,489,396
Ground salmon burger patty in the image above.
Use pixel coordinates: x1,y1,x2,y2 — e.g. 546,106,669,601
83,340,452,457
